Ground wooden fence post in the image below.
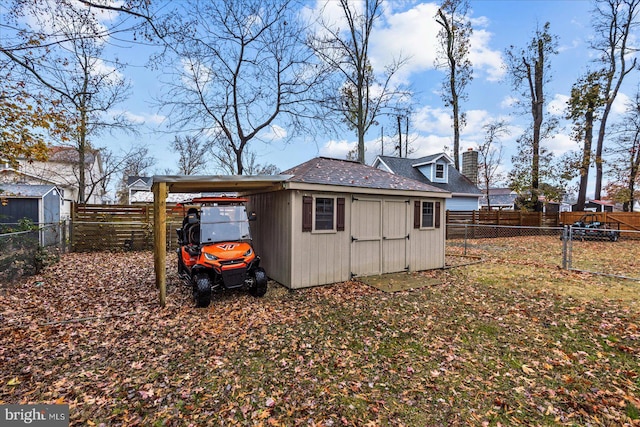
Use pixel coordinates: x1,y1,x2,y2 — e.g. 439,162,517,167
152,182,168,308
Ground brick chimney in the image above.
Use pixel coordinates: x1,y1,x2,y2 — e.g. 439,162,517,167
461,148,478,184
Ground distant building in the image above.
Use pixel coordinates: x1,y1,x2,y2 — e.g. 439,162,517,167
372,150,481,211
0,146,105,219
573,199,615,212
479,188,518,210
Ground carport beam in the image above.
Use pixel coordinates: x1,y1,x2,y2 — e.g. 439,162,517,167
153,182,168,307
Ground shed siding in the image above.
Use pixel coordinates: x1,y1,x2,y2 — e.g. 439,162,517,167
247,191,293,286
408,197,446,271
290,191,352,289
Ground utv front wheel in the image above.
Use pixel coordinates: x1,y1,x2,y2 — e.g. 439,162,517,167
249,268,268,297
194,274,212,307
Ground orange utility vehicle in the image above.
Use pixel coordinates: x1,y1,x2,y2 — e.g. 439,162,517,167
177,197,267,307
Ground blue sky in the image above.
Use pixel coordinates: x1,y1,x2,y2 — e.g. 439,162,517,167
97,0,636,195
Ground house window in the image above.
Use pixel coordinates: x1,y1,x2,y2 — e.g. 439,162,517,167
435,164,445,179
315,197,334,230
421,201,434,228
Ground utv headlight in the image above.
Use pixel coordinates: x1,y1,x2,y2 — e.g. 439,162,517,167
204,253,218,261
243,248,253,257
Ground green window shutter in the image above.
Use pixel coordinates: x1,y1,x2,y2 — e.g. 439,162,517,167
414,200,421,229
435,201,441,228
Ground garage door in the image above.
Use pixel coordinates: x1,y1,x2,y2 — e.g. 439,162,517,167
351,197,409,277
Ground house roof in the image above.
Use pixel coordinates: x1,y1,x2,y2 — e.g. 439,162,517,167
127,176,153,187
283,157,448,194
0,184,59,198
48,145,99,165
374,155,481,196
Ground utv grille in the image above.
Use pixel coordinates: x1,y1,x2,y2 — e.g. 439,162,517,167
220,259,244,266
221,267,248,289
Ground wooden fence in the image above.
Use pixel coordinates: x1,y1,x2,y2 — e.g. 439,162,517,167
69,204,640,251
71,203,192,252
559,211,640,232
446,210,640,239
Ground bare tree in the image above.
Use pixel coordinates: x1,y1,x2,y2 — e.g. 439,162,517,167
505,22,558,211
156,0,326,174
171,135,209,175
435,0,473,171
606,89,640,211
477,120,509,211
566,71,606,211
2,1,136,202
590,0,640,200
310,0,408,164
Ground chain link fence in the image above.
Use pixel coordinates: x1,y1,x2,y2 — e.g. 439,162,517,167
0,222,68,283
446,223,640,281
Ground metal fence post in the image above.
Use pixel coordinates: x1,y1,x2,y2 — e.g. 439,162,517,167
464,224,468,256
561,225,568,269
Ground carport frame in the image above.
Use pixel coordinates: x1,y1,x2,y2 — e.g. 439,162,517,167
151,175,291,307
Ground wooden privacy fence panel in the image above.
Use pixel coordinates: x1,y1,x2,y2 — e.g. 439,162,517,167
71,203,191,252
560,211,640,232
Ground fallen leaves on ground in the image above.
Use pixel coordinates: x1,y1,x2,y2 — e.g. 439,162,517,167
0,250,638,426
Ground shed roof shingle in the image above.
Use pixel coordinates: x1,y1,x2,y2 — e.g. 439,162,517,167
283,157,448,193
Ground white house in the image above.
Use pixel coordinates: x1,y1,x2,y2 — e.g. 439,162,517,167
0,146,105,219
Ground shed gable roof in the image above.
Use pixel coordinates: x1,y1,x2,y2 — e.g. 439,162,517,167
283,157,448,193
0,184,59,198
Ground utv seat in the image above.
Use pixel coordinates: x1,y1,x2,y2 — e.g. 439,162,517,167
188,224,200,246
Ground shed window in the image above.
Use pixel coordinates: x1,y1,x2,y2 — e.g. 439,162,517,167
315,197,334,230
421,201,434,228
435,164,445,179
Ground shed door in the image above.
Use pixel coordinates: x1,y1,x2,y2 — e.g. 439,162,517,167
382,200,409,273
0,198,39,224
350,198,382,276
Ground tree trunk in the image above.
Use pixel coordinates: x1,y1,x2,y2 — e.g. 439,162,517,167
576,104,594,211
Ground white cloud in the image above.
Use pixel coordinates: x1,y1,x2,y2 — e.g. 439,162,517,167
319,139,356,159
469,28,505,82
500,96,519,109
546,132,576,156
612,91,631,115
413,105,452,134
260,124,288,142
368,2,504,84
548,94,570,117
111,110,166,126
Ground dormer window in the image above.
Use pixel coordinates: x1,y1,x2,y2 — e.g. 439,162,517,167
436,164,445,179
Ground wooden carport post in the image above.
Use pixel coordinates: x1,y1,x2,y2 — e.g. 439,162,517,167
152,181,168,307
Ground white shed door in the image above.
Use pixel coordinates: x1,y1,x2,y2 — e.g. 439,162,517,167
350,198,382,276
351,197,409,277
382,200,409,273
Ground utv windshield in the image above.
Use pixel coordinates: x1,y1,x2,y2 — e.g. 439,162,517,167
199,205,252,244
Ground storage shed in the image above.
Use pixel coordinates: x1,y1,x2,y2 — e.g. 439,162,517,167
247,157,451,289
151,158,450,306
0,184,62,246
